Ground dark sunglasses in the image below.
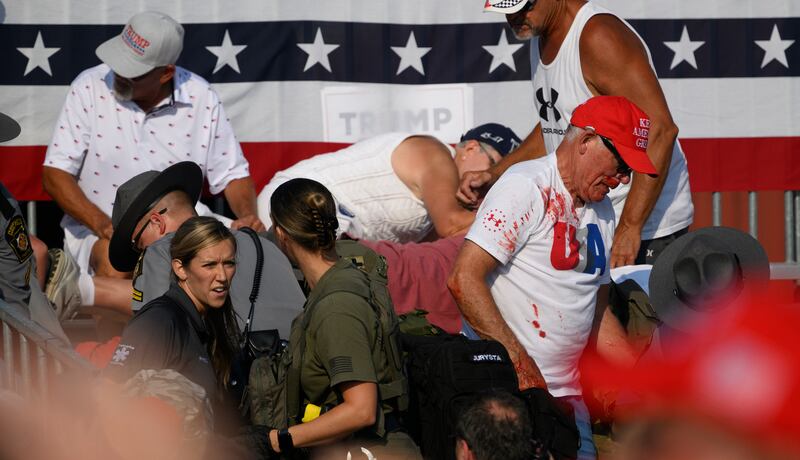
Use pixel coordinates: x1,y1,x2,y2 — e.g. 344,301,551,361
519,0,535,15
131,207,167,251
597,135,632,175
508,0,534,19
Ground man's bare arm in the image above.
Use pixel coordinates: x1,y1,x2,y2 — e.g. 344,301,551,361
223,176,265,231
589,284,638,367
402,138,478,237
42,166,113,239
456,123,546,208
448,240,547,390
581,15,679,266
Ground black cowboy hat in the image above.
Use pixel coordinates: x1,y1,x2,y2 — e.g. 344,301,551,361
649,226,770,332
0,112,21,143
108,161,202,272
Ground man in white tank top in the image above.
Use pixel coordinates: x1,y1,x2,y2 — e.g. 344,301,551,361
460,0,694,268
257,124,522,243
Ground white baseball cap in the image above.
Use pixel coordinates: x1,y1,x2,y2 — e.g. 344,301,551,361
96,11,184,79
484,0,531,14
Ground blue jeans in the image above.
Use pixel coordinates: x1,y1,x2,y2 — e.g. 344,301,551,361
557,396,597,460
460,319,480,339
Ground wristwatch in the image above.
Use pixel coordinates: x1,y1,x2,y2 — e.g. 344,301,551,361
278,428,294,452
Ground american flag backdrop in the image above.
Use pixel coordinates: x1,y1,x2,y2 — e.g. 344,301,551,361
0,0,798,201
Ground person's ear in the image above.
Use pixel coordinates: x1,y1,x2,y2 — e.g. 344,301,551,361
466,139,481,154
455,439,473,460
275,224,290,243
579,132,594,156
160,65,176,84
171,259,187,282
152,211,168,237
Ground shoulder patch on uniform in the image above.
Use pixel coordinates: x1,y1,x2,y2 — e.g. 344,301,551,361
5,215,32,263
131,252,144,302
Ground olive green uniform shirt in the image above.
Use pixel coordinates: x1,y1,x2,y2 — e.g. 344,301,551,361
299,259,389,409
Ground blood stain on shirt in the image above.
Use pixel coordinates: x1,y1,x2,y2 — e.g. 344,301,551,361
531,303,547,338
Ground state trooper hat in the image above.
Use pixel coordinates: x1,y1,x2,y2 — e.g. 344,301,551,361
0,112,21,143
649,226,770,332
109,162,202,272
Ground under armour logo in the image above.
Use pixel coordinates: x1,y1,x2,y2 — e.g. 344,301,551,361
536,88,561,122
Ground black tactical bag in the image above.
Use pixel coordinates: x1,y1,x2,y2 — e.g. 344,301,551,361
402,334,520,460
402,333,579,460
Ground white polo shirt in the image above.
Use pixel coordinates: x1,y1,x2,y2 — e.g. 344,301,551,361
44,64,249,235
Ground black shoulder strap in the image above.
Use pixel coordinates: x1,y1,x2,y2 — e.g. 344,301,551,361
0,187,17,221
238,227,264,341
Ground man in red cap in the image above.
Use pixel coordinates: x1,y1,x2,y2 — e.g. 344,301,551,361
449,95,653,459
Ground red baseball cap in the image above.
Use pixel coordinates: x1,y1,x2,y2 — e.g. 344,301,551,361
570,96,658,176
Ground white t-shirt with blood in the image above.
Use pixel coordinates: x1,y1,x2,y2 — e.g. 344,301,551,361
466,155,614,397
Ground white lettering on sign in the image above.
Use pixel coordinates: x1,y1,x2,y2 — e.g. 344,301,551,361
322,84,474,143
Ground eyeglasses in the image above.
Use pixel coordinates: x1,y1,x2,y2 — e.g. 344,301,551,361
131,207,167,251
508,0,534,23
598,135,632,176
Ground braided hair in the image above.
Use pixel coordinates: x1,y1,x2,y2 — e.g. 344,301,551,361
270,178,339,252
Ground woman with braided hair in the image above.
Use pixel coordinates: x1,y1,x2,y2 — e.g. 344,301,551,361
266,178,420,458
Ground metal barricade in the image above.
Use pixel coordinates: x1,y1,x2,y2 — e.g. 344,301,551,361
711,190,800,267
0,299,96,400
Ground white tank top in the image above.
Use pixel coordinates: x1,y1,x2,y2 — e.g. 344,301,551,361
259,133,433,243
532,2,693,239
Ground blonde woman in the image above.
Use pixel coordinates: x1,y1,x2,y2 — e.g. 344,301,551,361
106,216,242,431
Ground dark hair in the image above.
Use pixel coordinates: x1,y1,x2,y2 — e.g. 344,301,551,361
270,178,339,252
170,216,241,388
455,390,539,460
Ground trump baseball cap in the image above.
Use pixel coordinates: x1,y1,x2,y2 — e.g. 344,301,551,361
570,96,658,176
460,123,522,157
96,11,184,79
